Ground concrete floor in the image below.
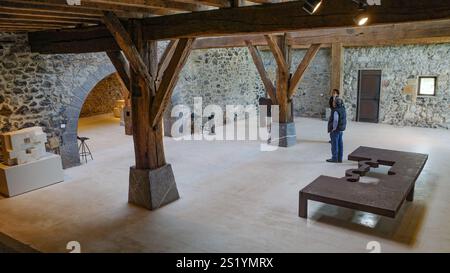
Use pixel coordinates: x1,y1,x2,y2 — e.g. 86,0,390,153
0,113,449,253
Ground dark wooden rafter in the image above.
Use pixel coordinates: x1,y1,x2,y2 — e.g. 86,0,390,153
85,0,210,12
106,50,130,91
0,0,172,18
103,11,155,96
288,43,321,98
264,34,289,75
157,40,178,83
140,0,450,40
150,38,195,128
245,40,276,103
171,0,229,8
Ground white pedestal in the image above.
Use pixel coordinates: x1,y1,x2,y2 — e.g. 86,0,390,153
0,153,64,197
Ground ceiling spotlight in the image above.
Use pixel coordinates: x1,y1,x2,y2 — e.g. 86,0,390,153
303,0,323,15
354,13,369,26
352,0,369,26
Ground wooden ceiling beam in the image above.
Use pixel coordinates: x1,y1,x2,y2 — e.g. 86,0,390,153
0,1,149,18
29,25,120,54
171,0,229,8
0,18,77,27
0,6,100,20
246,0,281,4
0,13,101,24
140,0,450,40
83,0,210,12
3,0,177,17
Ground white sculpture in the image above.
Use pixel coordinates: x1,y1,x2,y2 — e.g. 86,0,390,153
113,99,126,118
0,126,47,166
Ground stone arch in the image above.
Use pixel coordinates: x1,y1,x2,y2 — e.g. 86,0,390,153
60,62,116,168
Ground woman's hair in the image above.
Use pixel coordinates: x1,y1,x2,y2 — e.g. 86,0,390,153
332,89,340,96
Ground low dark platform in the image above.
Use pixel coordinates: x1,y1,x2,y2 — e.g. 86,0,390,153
299,146,428,219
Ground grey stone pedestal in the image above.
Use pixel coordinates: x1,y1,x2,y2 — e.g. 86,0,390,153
271,122,297,147
128,164,180,210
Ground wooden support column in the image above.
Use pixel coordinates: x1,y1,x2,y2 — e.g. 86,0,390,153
331,43,344,95
264,34,321,147
129,21,165,170
265,34,290,123
104,16,189,210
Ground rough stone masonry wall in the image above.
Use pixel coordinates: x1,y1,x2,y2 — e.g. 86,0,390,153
343,44,450,129
0,32,115,167
173,47,331,120
80,73,124,118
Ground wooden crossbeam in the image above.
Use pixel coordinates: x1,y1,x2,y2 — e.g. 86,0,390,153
171,0,229,8
103,11,155,96
245,40,276,103
0,12,100,24
0,0,172,17
264,35,288,74
106,50,130,91
288,44,321,98
150,38,195,128
84,0,209,12
3,0,177,16
0,6,100,20
246,0,281,4
157,40,178,82
139,0,450,40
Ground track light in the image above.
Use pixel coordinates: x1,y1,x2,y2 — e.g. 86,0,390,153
354,13,369,26
303,0,323,15
352,0,369,26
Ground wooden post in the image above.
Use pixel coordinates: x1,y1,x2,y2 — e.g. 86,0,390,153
129,21,165,170
331,43,343,95
102,18,181,210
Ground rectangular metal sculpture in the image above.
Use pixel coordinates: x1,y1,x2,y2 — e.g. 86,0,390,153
299,146,428,219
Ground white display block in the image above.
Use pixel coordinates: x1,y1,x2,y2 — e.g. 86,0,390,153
0,153,64,197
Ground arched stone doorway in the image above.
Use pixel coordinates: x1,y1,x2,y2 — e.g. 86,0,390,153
60,63,117,168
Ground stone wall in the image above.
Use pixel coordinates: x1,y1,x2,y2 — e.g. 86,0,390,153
173,47,331,119
80,73,124,118
0,32,115,168
343,45,450,129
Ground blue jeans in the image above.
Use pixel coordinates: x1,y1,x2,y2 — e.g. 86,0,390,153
330,131,343,162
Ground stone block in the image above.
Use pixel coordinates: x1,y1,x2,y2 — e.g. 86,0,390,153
128,164,180,210
271,122,297,147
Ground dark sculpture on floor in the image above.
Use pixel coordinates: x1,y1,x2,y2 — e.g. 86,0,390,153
299,146,428,219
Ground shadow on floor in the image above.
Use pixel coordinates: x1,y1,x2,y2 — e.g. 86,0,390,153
309,201,427,246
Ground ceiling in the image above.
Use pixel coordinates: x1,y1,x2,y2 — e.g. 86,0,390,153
0,0,284,32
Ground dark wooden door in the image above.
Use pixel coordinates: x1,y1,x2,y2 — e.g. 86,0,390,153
357,70,381,123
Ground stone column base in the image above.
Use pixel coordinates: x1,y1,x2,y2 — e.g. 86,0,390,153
271,122,297,147
128,164,180,210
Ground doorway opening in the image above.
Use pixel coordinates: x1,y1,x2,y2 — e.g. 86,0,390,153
357,70,382,123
